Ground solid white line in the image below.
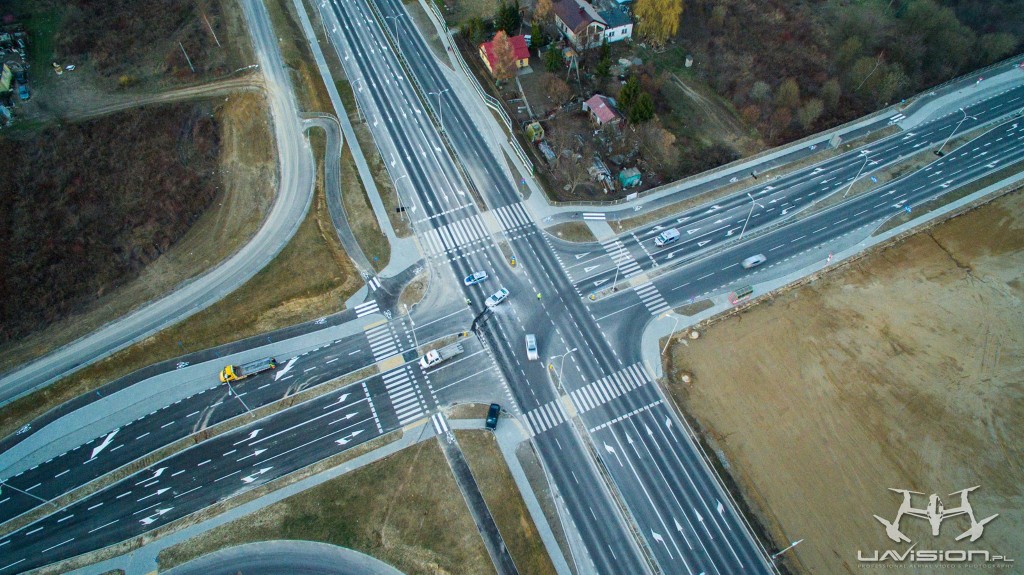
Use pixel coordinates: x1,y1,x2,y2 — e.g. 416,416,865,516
42,538,74,553
88,520,118,534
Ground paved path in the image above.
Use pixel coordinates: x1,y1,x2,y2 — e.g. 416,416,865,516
292,0,421,277
438,432,519,575
164,540,405,575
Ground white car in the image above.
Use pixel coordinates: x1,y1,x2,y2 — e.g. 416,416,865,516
464,271,488,286
525,334,539,361
485,287,510,308
741,254,767,269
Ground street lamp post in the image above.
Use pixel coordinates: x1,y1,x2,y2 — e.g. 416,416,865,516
394,173,409,221
429,88,451,133
772,538,804,561
550,347,579,384
385,14,406,57
225,380,254,416
660,313,682,356
935,108,976,156
738,192,764,240
842,151,871,198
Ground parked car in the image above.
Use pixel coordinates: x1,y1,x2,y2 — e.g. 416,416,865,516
741,254,767,268
486,403,501,429
485,287,510,308
464,271,488,286
17,85,29,101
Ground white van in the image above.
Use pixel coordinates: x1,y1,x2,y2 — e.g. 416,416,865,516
525,334,539,360
654,228,680,247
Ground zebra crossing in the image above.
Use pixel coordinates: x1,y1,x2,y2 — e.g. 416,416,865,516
524,400,568,436
430,412,450,436
601,238,642,278
888,112,906,125
420,214,491,257
365,323,400,362
492,203,532,231
634,282,670,315
354,300,380,318
569,363,650,414
382,366,425,425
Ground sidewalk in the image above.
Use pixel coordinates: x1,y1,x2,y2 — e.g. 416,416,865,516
408,9,1024,229
0,312,386,479
293,0,421,278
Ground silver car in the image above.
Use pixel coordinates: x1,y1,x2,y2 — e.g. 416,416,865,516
485,287,510,308
741,254,767,268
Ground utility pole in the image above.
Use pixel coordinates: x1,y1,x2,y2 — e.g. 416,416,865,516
428,88,451,133
660,313,682,356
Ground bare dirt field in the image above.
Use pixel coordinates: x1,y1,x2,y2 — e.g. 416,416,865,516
664,190,1024,574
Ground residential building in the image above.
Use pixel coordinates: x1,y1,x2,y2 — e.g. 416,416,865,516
583,94,622,125
599,7,633,43
479,34,531,77
552,0,607,50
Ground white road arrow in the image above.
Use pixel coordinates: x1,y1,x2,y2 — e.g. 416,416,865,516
697,240,711,247
241,467,274,484
652,225,663,231
665,417,673,430
138,487,171,501
329,393,350,407
593,279,608,287
137,467,167,484
89,429,120,460
650,531,672,557
140,508,173,525
274,357,298,381
335,429,365,446
704,205,722,213
726,228,738,237
603,442,623,466
686,228,700,235
238,448,267,461
695,509,714,537
676,216,690,223
781,208,789,215
584,265,601,273
673,518,694,549
574,252,591,259
235,429,262,445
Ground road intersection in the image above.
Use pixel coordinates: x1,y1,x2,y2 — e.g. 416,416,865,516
0,0,1021,572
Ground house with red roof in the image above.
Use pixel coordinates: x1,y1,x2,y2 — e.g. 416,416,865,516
479,34,530,78
583,94,622,125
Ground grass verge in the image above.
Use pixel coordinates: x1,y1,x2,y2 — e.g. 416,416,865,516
0,130,359,440
157,438,492,575
545,222,597,242
265,0,332,113
341,145,391,271
456,430,559,575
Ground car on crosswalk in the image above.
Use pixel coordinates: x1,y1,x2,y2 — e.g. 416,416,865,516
464,271,488,286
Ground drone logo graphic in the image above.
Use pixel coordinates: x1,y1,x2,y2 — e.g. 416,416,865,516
874,486,998,544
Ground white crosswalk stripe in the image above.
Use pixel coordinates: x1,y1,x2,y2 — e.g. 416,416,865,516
366,324,399,361
382,366,424,424
419,214,492,257
431,412,450,435
634,281,670,315
601,238,642,278
493,203,532,231
524,400,568,436
354,300,380,318
582,212,606,220
570,364,649,413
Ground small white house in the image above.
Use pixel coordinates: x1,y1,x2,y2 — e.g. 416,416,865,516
599,7,632,43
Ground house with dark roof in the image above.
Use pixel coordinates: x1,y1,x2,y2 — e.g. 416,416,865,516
478,34,531,77
598,6,633,43
552,0,607,50
583,94,622,125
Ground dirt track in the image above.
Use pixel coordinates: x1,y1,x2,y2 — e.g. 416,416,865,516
664,190,1024,574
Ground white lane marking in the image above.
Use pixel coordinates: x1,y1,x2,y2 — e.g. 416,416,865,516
88,520,118,534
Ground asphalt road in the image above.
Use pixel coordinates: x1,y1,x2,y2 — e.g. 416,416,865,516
0,0,315,406
555,85,1024,297
0,330,501,573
